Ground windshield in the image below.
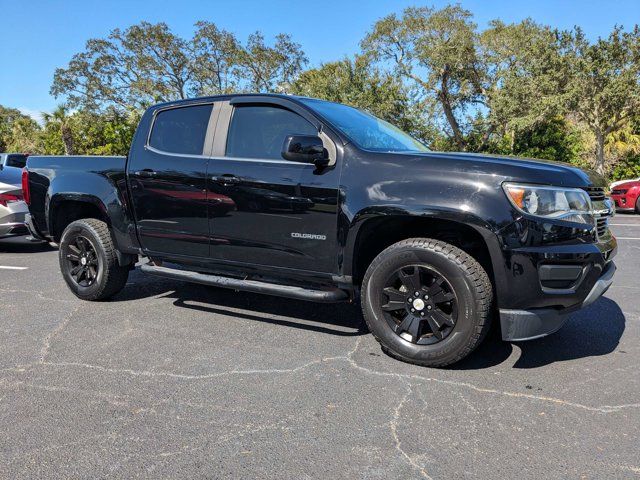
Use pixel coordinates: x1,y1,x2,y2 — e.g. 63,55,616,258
300,99,429,153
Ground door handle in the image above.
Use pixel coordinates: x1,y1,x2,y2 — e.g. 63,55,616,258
212,174,240,184
134,169,157,178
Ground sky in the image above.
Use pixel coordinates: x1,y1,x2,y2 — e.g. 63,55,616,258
2,0,639,122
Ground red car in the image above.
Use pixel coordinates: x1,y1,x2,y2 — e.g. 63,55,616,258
610,179,640,213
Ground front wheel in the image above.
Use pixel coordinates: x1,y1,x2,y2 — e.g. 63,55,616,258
59,218,130,301
361,238,493,367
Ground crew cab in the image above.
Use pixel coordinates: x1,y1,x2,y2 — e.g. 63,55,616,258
24,94,617,366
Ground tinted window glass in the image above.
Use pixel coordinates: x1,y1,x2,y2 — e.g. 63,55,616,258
6,154,27,168
300,99,428,153
149,104,212,155
226,106,317,159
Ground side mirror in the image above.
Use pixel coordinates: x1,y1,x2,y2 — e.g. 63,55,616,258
281,135,329,167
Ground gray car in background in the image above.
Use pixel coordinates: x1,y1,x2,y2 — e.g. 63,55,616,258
0,154,30,238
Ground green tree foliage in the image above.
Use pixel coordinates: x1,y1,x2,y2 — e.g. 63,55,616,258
51,21,307,112
42,105,75,154
361,5,481,150
563,26,640,175
291,55,435,142
40,107,139,156
0,106,42,153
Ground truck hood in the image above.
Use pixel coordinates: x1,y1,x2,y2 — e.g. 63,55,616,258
392,151,607,188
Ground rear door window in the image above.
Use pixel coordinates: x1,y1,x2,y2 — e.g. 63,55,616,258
149,104,212,155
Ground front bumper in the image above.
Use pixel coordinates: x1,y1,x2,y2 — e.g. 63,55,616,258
500,261,616,341
611,194,637,211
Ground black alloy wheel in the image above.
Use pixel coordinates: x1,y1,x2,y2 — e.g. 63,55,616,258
361,238,493,367
59,218,130,301
381,265,457,345
63,235,100,287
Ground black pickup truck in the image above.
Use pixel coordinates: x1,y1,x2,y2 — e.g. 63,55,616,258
24,94,617,366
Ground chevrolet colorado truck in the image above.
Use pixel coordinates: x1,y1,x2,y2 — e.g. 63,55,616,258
24,94,617,366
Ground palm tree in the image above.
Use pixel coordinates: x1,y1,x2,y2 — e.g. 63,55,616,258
42,105,75,155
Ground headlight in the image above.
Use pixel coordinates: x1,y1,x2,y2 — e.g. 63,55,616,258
503,183,593,225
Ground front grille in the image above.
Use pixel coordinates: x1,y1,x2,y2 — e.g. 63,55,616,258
582,186,606,201
582,186,611,240
596,217,608,238
611,189,627,195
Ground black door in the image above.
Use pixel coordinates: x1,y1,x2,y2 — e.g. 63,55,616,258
128,103,213,258
207,104,341,273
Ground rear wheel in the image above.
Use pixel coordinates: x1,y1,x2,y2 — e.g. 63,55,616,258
361,238,493,367
636,196,640,214
59,218,130,300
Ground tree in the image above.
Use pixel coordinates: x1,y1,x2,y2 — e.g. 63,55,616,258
51,22,192,111
361,5,483,150
192,21,239,95
564,26,640,175
235,32,307,92
478,19,570,142
51,22,308,112
42,105,75,155
291,55,433,142
0,106,41,152
5,117,42,153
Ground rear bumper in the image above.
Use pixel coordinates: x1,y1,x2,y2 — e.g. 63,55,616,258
500,261,616,341
0,210,28,239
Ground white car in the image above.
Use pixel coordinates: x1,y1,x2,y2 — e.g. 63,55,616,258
0,166,29,239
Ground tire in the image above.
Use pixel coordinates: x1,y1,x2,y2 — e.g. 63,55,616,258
636,196,640,214
59,218,130,301
361,238,493,367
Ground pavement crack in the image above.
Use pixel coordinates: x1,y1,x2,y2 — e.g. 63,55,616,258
7,331,635,415
38,305,82,363
390,383,433,479
340,355,638,414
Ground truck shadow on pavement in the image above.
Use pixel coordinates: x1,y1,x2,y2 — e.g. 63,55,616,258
114,273,366,337
452,297,625,369
0,239,55,253
113,271,625,368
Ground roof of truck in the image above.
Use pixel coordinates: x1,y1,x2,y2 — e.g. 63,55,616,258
149,93,320,110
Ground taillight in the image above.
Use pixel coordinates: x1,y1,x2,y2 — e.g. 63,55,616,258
0,192,23,207
21,168,30,205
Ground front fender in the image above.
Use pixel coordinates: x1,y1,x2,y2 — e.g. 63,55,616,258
343,205,508,296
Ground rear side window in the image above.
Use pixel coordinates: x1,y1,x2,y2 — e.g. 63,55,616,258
226,106,317,160
6,154,27,168
149,104,212,155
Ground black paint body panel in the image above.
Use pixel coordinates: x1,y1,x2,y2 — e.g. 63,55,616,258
26,94,616,313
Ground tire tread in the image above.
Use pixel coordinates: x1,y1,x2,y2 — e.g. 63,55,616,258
361,238,493,367
60,218,129,301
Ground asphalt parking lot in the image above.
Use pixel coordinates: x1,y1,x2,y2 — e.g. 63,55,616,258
1,217,639,479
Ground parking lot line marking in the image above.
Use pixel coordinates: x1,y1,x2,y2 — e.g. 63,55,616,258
610,223,640,226
615,237,640,240
0,266,28,270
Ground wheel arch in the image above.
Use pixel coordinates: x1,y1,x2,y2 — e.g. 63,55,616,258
344,209,506,306
49,195,136,266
